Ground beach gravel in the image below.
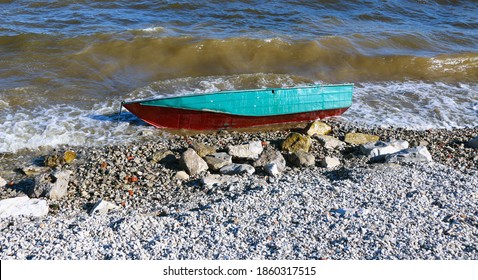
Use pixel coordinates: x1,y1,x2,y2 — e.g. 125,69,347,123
0,119,477,260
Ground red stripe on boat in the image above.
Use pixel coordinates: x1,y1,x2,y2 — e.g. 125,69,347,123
123,103,349,131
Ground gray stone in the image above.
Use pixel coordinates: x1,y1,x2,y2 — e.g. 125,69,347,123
179,148,208,176
314,135,345,150
151,149,175,164
32,170,72,200
89,199,119,215
227,141,263,159
330,207,368,217
360,140,409,160
320,157,340,168
254,149,286,176
0,196,48,218
204,152,232,171
385,146,433,163
219,163,255,175
467,136,478,148
288,151,316,167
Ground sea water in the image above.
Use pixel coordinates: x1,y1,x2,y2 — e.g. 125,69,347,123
1,0,477,152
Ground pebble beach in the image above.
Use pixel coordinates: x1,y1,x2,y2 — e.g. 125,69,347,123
1,118,477,260
2,0,478,264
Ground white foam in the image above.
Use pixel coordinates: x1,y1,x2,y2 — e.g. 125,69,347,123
342,81,478,129
430,56,478,73
1,78,476,153
0,102,159,153
130,77,478,130
140,26,165,33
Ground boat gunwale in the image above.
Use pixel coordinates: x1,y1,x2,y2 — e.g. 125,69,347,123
122,83,354,105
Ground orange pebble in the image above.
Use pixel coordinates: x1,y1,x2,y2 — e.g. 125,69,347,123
8,181,14,186
128,189,134,196
100,162,107,169
131,176,138,182
127,156,134,161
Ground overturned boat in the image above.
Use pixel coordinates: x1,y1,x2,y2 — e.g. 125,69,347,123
122,83,353,131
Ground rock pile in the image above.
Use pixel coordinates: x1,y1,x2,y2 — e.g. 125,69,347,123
171,120,442,182
175,121,345,178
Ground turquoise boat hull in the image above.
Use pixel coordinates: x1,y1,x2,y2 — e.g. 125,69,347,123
123,84,353,130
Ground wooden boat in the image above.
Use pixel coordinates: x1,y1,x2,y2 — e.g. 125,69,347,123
122,84,353,131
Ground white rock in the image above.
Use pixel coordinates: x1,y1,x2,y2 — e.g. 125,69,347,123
360,140,409,158
174,171,190,180
0,176,6,188
320,157,340,168
89,199,119,215
264,163,280,177
0,196,48,218
219,163,255,175
201,175,224,188
180,148,208,175
467,136,478,148
385,146,433,163
227,141,263,159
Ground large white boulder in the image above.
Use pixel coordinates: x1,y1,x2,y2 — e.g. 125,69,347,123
385,146,433,163
0,196,49,218
360,140,409,159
